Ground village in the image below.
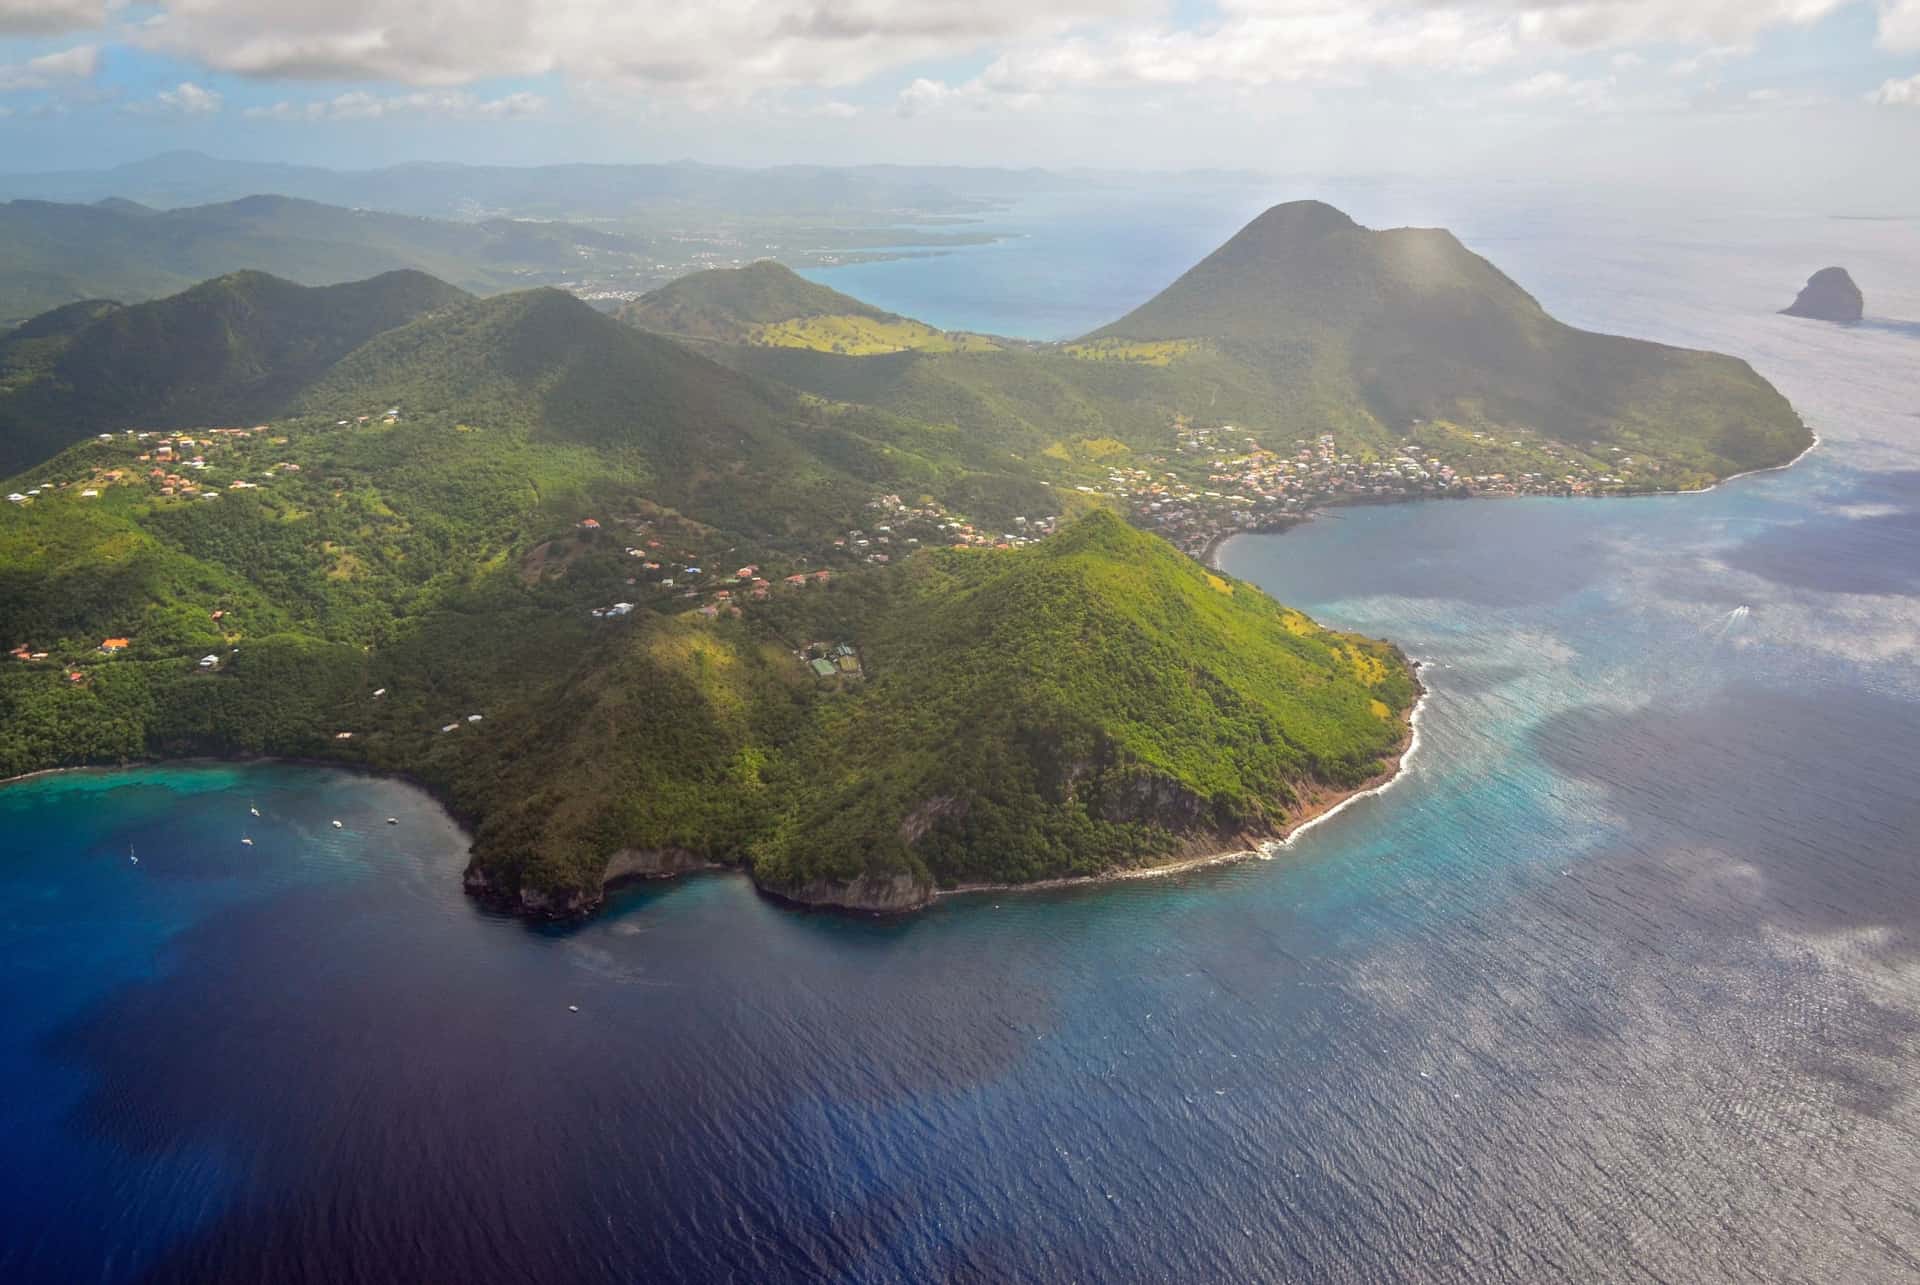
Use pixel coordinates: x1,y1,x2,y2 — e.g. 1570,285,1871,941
581,491,1061,623
1076,420,1659,558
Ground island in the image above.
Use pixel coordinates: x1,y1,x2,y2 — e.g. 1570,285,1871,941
0,201,1810,916
1781,267,1864,323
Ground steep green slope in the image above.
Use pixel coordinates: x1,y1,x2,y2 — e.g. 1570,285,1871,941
440,511,1417,912
619,260,888,338
748,510,1417,902
620,260,1000,354
297,286,932,538
0,269,468,476
1084,200,1809,470
0,195,650,324
0,291,1417,919
701,201,1808,492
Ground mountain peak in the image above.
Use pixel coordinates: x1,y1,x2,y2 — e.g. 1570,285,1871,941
620,259,892,340
1239,200,1363,242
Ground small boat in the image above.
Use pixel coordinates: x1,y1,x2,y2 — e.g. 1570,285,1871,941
568,1005,580,1013
249,803,260,817
241,837,254,846
331,820,343,829
129,843,137,865
386,817,398,825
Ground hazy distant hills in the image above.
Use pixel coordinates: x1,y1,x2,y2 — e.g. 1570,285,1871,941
0,269,466,475
618,259,1004,356
0,151,996,220
618,260,892,340
0,194,650,324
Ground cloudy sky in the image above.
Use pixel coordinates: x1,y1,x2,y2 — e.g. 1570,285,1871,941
1,1,1917,199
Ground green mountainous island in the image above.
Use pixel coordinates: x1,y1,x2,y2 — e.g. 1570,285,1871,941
0,201,1808,915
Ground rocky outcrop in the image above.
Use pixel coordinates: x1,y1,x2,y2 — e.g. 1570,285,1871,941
603,846,715,884
760,871,934,914
1782,267,1863,323
463,846,723,920
463,862,601,918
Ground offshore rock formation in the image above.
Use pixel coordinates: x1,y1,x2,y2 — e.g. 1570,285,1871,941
1782,268,1864,323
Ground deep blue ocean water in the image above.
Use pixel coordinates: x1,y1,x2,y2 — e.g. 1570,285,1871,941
4,189,1919,1283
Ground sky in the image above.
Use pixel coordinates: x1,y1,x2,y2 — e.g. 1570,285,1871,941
1,1,1918,203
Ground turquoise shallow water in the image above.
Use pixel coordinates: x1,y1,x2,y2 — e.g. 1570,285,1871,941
3,192,1919,1282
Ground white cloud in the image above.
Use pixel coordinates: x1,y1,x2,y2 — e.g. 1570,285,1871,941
157,80,221,113
243,89,547,121
0,0,103,36
1880,0,1920,52
1743,86,1824,108
1870,71,1920,104
896,76,957,116
124,0,1895,102
1667,44,1750,77
137,0,1142,94
928,1,1850,101
0,42,99,91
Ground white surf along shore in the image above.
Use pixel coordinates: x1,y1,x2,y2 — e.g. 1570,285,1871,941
935,665,1432,900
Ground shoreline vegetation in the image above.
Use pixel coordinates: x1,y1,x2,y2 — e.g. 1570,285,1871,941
934,666,1426,901
0,664,1428,914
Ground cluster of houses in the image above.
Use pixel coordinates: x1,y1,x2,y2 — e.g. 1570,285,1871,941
859,493,1058,554
802,642,863,679
1078,420,1659,558
333,407,402,427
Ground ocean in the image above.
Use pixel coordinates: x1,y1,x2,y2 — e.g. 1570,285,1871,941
3,185,1918,1282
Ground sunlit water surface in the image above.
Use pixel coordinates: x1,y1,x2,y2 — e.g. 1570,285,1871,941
4,189,1919,1282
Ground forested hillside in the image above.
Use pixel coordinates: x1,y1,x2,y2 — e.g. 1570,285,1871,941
0,270,467,476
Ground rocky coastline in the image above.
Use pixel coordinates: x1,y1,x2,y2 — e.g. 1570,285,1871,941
459,658,1427,920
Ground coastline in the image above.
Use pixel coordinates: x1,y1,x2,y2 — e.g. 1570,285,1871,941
11,424,1807,915
1206,430,1824,571
935,663,1429,902
1676,429,1821,495
6,678,1432,917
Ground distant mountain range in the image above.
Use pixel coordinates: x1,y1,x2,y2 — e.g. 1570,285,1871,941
0,151,1042,219
0,193,656,325
0,152,1269,218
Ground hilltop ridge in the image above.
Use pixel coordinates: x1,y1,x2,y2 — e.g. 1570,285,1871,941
621,259,1002,355
0,269,467,476
618,260,892,339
